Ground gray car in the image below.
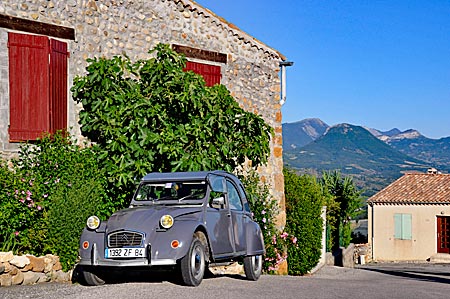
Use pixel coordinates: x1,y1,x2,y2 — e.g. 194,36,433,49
78,171,265,286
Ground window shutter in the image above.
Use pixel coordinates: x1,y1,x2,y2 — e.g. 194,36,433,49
49,39,68,134
402,214,412,240
394,213,412,240
8,32,50,141
394,213,402,239
184,61,221,87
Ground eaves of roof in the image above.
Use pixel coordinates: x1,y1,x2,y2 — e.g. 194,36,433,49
173,0,287,61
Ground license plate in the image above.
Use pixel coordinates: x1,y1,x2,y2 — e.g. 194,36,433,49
105,248,146,258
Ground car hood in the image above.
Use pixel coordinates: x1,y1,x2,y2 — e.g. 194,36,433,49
105,205,203,233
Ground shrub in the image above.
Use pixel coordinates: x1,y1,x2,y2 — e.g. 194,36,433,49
240,170,297,273
284,168,325,275
46,177,106,271
0,132,114,270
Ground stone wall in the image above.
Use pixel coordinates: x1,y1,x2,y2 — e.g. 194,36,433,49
0,252,70,286
0,0,286,221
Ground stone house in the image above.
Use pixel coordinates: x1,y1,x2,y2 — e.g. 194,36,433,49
0,0,288,222
368,171,450,262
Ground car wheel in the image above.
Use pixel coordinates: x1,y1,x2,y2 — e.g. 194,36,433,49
180,234,206,286
243,255,262,281
81,267,105,286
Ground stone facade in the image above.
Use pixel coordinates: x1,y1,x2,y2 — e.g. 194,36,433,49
0,0,286,222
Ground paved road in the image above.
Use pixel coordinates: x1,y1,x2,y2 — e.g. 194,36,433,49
2,264,450,299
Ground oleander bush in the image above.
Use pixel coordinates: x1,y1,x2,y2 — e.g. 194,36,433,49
241,170,298,273
0,132,114,271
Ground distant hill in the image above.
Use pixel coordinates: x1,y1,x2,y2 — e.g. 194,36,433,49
283,118,329,149
283,121,449,196
377,131,450,167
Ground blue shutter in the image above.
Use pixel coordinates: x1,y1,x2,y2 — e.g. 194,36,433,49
402,214,412,240
394,213,412,240
394,214,402,239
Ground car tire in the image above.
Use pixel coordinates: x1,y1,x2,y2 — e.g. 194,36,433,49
180,233,206,286
81,267,106,286
243,255,262,281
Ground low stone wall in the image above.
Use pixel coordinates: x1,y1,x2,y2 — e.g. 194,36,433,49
0,251,71,287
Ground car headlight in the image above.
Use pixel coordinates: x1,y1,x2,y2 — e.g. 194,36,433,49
86,216,100,230
160,215,174,229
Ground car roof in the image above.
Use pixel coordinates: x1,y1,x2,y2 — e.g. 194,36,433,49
141,170,235,182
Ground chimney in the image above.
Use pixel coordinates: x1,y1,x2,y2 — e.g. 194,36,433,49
427,168,440,174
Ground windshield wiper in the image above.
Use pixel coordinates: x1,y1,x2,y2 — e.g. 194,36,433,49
178,193,197,202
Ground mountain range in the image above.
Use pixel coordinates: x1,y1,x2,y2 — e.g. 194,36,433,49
282,118,450,196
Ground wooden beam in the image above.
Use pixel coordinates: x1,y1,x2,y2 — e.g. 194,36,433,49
0,14,75,40
172,44,227,64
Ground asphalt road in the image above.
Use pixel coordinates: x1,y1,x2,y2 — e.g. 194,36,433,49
2,264,450,299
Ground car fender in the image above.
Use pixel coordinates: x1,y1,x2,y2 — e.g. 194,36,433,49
150,219,207,262
79,224,106,263
245,221,265,256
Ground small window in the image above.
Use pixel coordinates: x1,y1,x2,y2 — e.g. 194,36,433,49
394,213,412,240
227,180,243,211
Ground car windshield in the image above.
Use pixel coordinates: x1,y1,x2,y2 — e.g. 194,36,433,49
134,181,207,204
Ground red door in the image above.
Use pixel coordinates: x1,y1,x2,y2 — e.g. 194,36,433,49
437,216,450,253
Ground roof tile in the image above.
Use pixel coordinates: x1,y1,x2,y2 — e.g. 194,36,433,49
368,173,450,204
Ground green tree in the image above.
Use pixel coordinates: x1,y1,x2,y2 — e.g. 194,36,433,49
284,168,325,275
322,170,364,249
71,44,272,204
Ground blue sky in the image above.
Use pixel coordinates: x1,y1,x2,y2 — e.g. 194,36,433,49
194,1,450,139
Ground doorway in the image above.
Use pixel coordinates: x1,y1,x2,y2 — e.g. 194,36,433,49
437,216,450,253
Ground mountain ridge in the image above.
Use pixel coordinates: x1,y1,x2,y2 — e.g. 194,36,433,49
282,119,450,196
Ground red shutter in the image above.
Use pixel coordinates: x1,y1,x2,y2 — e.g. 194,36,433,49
8,32,50,141
184,61,221,87
49,39,68,134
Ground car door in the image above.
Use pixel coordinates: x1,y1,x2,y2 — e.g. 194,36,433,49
226,179,247,254
205,175,235,258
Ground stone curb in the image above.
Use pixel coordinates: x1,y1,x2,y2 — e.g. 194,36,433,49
0,252,71,287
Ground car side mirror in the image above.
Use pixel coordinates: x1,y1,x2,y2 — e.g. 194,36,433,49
211,196,225,209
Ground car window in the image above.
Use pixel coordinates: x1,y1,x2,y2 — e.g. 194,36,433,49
238,184,251,213
227,180,243,211
134,181,206,202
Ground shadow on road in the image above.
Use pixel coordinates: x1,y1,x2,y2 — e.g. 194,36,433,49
360,266,450,284
72,264,245,286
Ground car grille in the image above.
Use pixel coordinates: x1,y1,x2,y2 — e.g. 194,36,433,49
108,231,144,248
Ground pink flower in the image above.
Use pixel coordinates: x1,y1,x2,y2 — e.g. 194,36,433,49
43,194,48,198
37,206,42,211
261,210,266,215
14,231,19,236
292,237,297,244
281,232,288,239
262,217,266,223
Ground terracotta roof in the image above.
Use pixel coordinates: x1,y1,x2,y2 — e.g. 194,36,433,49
368,173,450,205
175,0,286,60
